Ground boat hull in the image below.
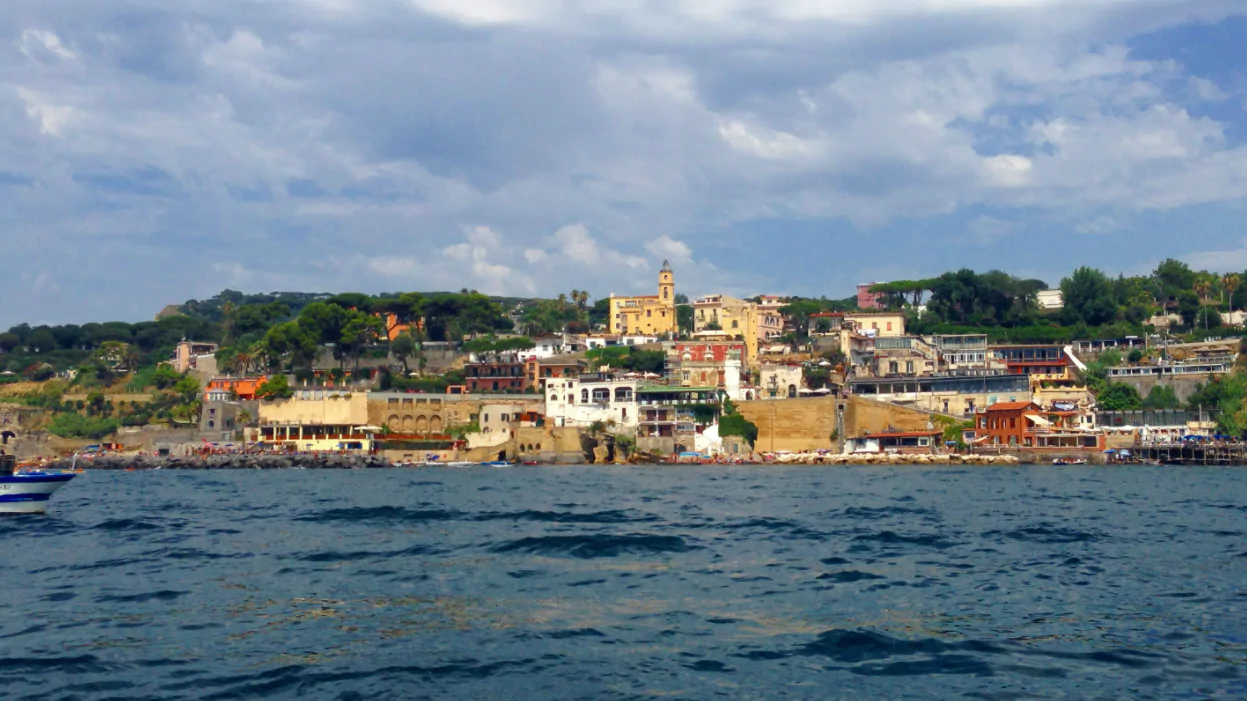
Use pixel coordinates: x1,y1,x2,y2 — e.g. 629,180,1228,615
0,474,76,514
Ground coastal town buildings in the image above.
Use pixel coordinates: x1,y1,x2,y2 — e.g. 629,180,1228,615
1036,289,1064,311
755,363,804,400
857,283,885,310
526,356,587,391
170,340,218,374
670,341,747,390
584,334,660,349
692,294,784,363
970,401,1102,450
544,372,644,429
463,353,530,393
254,391,375,452
204,376,268,402
608,261,677,336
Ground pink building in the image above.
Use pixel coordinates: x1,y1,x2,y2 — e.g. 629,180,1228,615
857,283,885,310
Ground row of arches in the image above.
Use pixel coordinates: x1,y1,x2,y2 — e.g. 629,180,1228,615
519,442,544,453
386,414,445,433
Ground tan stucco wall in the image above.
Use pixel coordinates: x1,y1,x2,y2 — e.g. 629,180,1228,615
259,393,369,425
735,396,841,452
842,396,940,438
844,312,906,337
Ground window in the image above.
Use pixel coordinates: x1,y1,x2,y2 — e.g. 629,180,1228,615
888,361,899,374
906,361,914,374
501,414,509,422
872,322,878,330
581,389,589,403
887,322,893,331
647,309,652,318
732,320,738,329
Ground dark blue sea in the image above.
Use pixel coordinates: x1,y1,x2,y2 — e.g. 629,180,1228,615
3,465,1246,700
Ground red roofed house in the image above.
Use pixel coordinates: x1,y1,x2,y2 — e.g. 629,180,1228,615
973,401,1102,450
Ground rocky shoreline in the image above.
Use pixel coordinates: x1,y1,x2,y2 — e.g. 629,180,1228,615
49,453,392,471
45,451,1032,470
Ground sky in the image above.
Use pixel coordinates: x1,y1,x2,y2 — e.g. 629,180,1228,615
3,0,1247,327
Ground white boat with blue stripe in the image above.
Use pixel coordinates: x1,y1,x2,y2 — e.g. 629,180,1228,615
1,457,77,514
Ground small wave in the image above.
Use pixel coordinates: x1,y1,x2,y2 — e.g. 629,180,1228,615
685,659,734,673
0,655,112,674
842,506,936,520
852,530,956,549
988,525,1104,544
296,544,439,562
96,590,187,604
295,506,460,524
473,509,657,524
490,534,693,558
722,517,824,538
817,570,885,583
93,518,165,532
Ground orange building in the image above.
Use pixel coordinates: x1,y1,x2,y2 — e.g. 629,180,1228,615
380,313,425,342
973,401,1102,450
205,376,268,401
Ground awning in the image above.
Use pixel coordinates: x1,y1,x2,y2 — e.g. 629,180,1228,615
1026,414,1052,426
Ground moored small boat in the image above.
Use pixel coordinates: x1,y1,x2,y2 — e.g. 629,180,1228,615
1,456,77,515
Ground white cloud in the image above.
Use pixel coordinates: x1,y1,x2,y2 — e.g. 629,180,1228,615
1074,215,1121,234
18,29,76,61
981,154,1034,188
16,88,75,137
1183,238,1247,272
968,215,1016,241
1,0,1246,324
645,235,693,264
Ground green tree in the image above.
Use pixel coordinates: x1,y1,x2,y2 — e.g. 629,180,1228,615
152,364,183,389
1097,383,1142,411
1060,267,1116,326
340,311,385,369
674,294,694,336
719,401,759,446
1142,384,1181,410
256,375,294,400
391,332,417,374
173,375,201,405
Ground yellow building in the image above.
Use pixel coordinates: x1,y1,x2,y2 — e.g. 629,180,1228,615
608,260,677,336
843,312,906,337
693,294,784,366
255,391,375,452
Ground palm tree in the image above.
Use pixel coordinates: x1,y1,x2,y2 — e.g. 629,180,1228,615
1194,279,1213,330
1224,274,1241,316
220,301,238,345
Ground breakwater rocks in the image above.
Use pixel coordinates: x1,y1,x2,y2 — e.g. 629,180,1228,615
767,452,1021,466
52,453,392,471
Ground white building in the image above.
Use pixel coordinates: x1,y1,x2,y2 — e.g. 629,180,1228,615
524,334,574,360
584,334,660,350
754,363,804,400
543,373,643,430
1037,289,1064,311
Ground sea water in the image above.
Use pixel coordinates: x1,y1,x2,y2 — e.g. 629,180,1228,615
2,465,1245,699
